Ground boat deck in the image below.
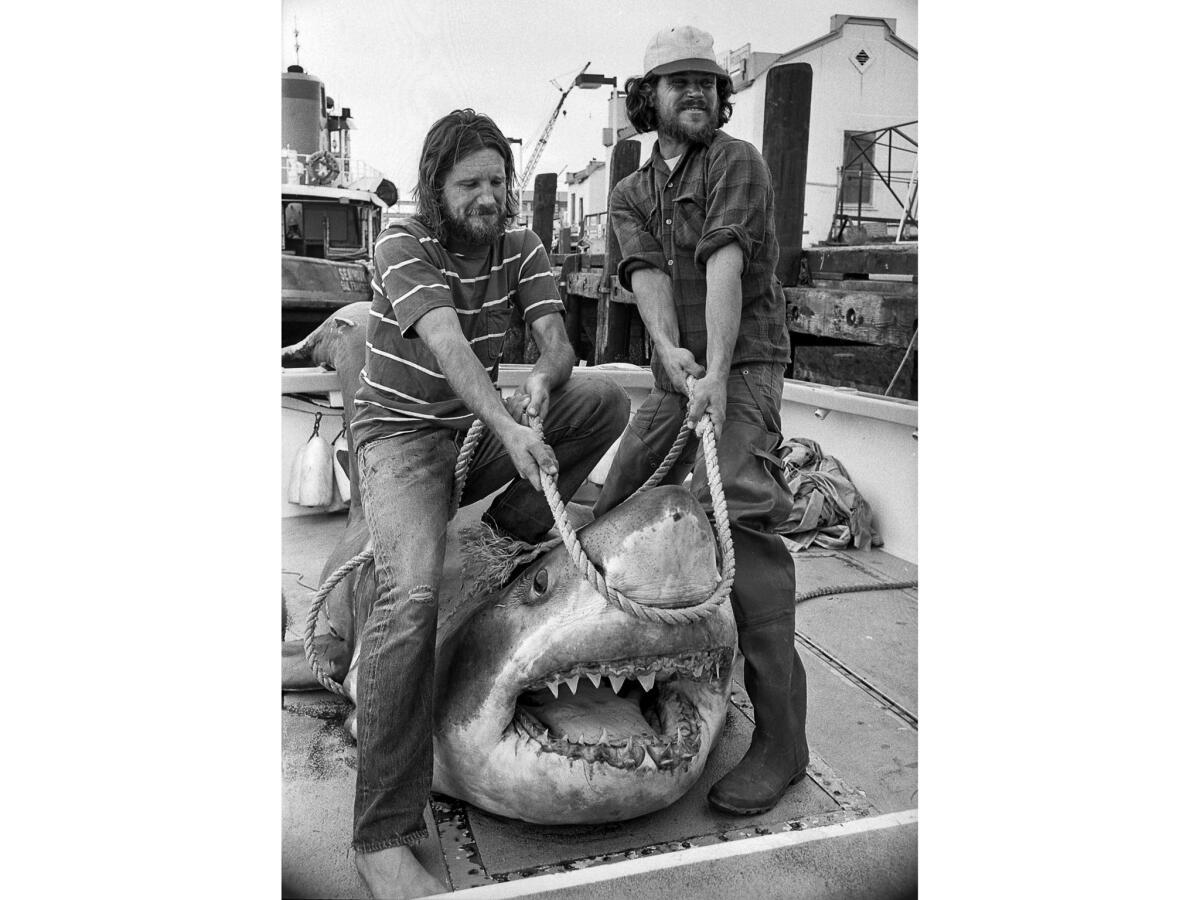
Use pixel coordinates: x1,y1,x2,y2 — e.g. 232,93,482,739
282,502,917,899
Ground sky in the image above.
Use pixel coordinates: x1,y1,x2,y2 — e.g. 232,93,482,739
280,0,918,195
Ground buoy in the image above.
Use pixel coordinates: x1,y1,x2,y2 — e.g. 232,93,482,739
299,431,334,507
332,432,352,506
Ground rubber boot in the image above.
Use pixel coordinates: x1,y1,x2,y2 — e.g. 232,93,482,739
708,615,810,815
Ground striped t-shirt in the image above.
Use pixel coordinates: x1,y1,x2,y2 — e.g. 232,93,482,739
350,218,563,447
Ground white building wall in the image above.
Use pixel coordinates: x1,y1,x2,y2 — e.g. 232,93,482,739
722,19,917,246
565,20,916,248
799,23,917,244
566,168,612,244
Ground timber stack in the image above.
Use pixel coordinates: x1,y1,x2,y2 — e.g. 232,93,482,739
525,243,917,401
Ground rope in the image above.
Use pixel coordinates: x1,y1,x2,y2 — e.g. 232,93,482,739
795,580,917,604
883,327,918,397
302,548,374,696
302,418,486,696
526,375,735,626
301,376,735,692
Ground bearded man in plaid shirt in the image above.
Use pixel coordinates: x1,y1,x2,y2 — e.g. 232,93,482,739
592,25,810,817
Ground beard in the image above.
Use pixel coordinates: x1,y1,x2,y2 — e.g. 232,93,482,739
445,203,506,247
657,99,719,146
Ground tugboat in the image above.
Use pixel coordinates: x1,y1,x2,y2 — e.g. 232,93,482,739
281,64,397,345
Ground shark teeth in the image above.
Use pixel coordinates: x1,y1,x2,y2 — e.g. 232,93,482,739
511,686,704,772
531,648,733,700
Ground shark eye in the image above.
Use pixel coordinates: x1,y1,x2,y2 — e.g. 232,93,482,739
531,568,549,597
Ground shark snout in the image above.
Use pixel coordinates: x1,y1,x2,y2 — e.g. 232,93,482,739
580,486,721,608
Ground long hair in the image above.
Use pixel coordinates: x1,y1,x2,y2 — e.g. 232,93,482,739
413,109,519,242
624,74,735,134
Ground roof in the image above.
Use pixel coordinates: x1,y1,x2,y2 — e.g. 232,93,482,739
280,183,390,210
773,14,917,66
566,160,606,185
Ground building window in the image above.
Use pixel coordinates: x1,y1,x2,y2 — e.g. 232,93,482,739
840,132,875,207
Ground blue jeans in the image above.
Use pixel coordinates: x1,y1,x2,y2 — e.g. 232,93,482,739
593,363,797,629
351,375,628,853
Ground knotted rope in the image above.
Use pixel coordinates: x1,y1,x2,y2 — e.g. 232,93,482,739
301,377,730,693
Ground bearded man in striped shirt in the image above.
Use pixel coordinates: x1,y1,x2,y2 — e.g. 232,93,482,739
349,109,628,899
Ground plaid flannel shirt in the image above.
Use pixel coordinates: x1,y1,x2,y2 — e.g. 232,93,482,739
610,130,790,392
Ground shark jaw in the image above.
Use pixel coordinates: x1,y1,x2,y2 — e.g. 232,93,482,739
428,485,740,823
432,638,735,825
508,647,734,772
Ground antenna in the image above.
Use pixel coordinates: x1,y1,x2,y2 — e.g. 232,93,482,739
293,16,300,67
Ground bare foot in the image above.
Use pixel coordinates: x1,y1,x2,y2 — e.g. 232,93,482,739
355,845,446,899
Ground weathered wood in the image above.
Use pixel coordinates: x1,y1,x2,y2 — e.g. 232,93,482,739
550,252,606,268
809,278,917,298
531,173,558,252
806,243,918,278
565,271,636,304
560,253,585,363
596,139,642,363
792,342,917,400
784,287,917,348
762,63,813,287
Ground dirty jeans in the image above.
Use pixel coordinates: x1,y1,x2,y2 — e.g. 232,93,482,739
592,363,797,630
351,376,628,853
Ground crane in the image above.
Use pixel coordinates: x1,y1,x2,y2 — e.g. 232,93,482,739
516,62,591,195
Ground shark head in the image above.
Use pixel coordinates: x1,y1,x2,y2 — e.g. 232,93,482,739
431,485,738,824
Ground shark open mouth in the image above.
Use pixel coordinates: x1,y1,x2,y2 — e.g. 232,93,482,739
508,647,734,772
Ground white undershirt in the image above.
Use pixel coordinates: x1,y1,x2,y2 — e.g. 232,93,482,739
664,154,683,172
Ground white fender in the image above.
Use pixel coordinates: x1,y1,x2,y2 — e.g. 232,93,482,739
298,434,334,507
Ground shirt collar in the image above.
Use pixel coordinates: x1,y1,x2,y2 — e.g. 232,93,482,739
641,130,730,174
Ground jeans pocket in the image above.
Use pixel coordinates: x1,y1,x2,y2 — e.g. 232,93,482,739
733,365,784,435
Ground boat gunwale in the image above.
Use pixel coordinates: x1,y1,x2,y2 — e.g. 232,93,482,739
280,363,918,428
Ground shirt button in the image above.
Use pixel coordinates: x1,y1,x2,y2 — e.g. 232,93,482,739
667,260,674,266
666,218,672,224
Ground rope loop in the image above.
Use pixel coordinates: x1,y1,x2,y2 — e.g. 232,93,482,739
302,377,737,692
526,374,735,626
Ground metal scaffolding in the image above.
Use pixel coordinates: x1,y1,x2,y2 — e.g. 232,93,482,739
829,120,918,243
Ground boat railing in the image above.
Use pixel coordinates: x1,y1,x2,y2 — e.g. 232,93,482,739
280,149,384,189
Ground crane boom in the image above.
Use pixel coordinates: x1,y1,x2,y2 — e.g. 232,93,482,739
516,62,590,194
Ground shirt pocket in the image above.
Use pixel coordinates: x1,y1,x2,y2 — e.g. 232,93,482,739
671,188,706,252
486,300,516,365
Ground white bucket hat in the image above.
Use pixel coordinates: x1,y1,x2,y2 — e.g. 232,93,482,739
643,25,727,78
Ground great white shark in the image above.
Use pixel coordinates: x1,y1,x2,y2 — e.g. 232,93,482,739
282,303,738,823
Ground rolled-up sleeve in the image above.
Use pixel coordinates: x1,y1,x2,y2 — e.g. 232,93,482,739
694,140,772,271
611,181,669,291
374,231,453,337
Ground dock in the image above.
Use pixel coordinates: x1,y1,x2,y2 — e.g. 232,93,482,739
532,242,918,401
